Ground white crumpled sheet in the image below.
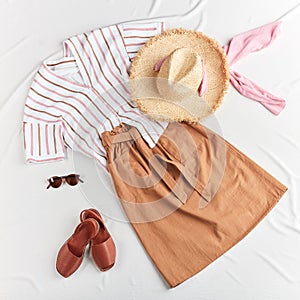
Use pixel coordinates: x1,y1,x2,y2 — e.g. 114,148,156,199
1,0,300,299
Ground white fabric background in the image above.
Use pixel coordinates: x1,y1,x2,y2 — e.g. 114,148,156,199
1,0,300,299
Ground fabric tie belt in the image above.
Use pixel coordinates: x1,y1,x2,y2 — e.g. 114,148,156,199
102,124,212,207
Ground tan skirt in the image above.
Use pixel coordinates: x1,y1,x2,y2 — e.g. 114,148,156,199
101,122,287,288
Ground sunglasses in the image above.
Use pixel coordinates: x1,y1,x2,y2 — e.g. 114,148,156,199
46,174,83,189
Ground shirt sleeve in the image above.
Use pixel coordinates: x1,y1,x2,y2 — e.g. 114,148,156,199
23,121,65,164
121,21,165,62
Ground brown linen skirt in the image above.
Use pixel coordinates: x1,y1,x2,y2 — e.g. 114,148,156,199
101,122,287,288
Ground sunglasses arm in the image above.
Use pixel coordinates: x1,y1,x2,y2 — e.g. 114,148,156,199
46,181,51,189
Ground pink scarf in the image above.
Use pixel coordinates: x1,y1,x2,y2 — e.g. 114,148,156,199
223,21,286,115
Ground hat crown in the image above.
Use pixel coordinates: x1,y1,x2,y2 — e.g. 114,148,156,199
130,28,230,122
157,48,203,95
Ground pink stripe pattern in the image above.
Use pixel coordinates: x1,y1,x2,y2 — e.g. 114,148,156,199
23,21,168,166
108,26,129,73
30,123,33,157
27,156,65,163
45,124,50,155
125,42,146,47
123,27,157,31
91,30,130,93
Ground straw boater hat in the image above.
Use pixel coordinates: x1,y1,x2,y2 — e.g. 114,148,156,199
129,28,230,122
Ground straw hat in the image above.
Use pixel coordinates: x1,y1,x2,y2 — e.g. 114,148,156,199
129,28,230,122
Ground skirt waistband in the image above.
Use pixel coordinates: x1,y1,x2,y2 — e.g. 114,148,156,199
101,123,141,149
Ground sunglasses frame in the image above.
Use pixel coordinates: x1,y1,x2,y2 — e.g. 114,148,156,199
46,174,83,189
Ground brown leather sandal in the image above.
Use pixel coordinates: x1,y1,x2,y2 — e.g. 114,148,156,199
80,208,116,271
56,218,99,277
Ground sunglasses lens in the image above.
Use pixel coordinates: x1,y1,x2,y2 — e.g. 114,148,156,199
50,177,62,188
66,174,79,186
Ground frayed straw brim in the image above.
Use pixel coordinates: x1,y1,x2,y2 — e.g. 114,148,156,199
129,28,230,123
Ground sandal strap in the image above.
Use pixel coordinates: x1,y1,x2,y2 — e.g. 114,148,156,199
80,208,101,221
80,208,105,229
91,236,116,270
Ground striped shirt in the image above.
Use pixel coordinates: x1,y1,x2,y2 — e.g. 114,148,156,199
23,22,167,167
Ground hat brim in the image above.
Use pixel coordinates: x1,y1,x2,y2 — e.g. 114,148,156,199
129,28,230,122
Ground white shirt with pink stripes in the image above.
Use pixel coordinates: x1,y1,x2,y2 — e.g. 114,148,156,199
23,22,167,168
